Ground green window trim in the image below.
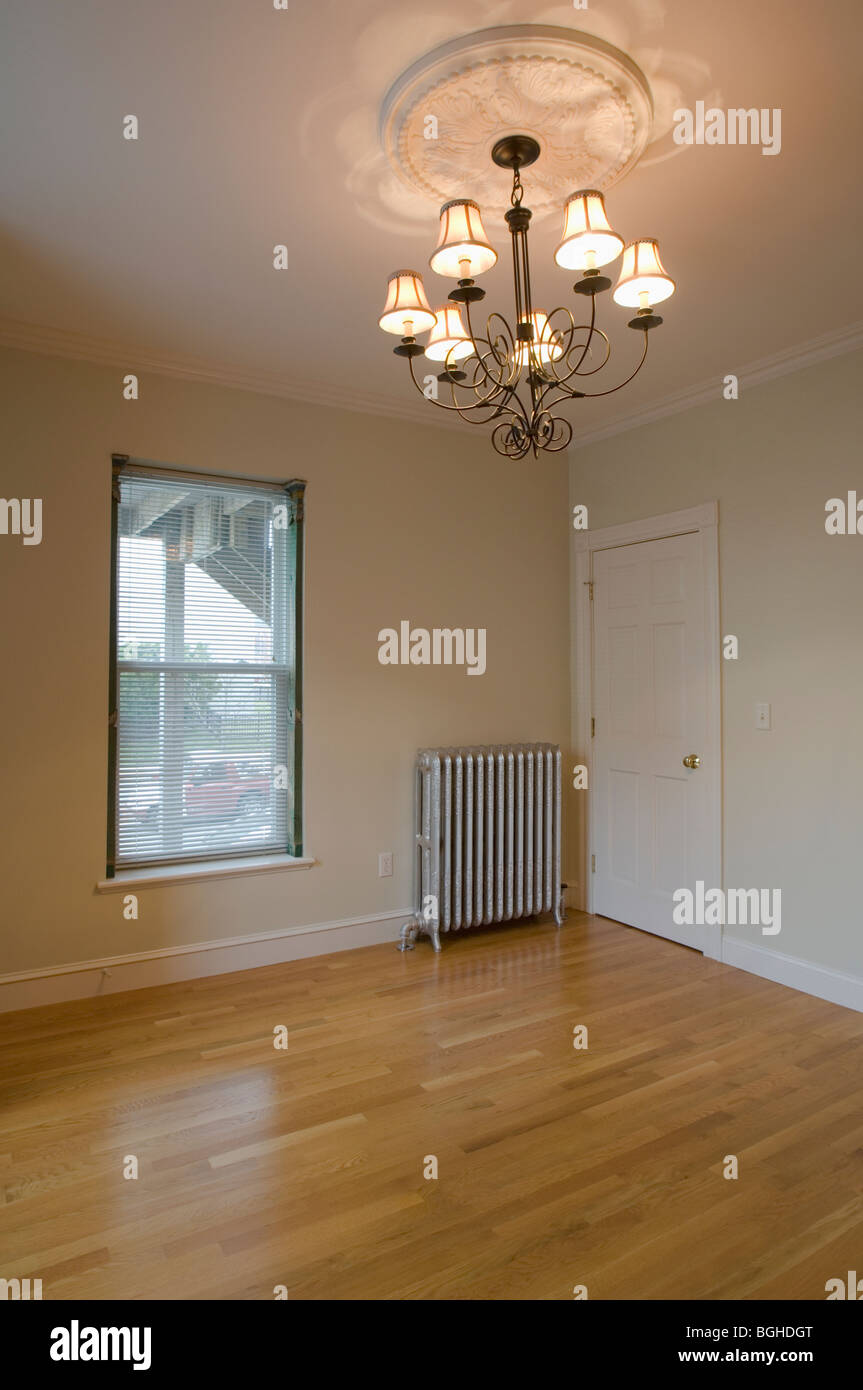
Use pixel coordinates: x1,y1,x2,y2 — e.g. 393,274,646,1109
106,455,306,877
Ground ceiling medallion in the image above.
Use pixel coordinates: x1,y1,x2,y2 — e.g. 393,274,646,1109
380,24,655,216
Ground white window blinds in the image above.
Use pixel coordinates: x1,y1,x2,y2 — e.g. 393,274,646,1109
108,463,303,871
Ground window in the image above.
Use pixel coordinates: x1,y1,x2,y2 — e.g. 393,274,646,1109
107,459,304,872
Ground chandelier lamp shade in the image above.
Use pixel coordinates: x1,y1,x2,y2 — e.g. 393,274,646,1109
378,270,438,337
429,199,499,278
554,189,625,271
425,304,475,362
377,134,675,459
612,238,676,308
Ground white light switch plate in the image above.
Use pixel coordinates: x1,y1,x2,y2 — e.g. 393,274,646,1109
755,702,771,730
378,852,393,877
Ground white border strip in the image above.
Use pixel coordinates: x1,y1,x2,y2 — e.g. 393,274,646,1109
0,909,411,1015
3,910,859,1016
570,319,863,447
722,936,863,1014
0,317,463,432
0,317,860,447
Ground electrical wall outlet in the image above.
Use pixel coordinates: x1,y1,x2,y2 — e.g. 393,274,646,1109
755,702,771,730
378,852,393,878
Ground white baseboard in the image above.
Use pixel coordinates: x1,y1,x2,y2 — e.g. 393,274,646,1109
0,909,413,1014
721,935,863,1013
4,913,860,1017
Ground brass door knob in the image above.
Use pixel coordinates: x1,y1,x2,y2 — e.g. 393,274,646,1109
683,754,701,769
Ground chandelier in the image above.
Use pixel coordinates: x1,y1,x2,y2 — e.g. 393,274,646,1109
377,135,675,459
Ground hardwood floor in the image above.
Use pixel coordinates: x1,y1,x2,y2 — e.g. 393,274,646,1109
2,913,862,1300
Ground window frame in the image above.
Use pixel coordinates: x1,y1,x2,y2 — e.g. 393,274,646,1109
106,454,305,878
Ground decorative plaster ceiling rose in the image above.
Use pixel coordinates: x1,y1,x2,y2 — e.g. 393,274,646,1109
380,25,655,218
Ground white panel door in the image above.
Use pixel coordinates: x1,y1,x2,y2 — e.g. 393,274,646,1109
592,532,713,950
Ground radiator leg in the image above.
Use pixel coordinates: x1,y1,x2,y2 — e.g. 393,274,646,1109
398,918,419,952
398,916,442,952
554,889,566,928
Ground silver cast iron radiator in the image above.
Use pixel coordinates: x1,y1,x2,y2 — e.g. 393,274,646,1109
398,744,565,952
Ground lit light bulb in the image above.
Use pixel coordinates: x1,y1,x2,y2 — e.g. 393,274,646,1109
554,191,624,272
612,241,676,309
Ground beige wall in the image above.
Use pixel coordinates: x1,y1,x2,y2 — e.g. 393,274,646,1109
569,348,863,979
0,346,570,975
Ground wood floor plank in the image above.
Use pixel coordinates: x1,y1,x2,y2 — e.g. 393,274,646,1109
1,913,861,1299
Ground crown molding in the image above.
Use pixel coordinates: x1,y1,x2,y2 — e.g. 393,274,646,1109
568,319,863,449
1,313,860,449
0,315,463,434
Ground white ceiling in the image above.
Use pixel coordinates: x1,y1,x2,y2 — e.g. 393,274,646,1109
1,0,861,440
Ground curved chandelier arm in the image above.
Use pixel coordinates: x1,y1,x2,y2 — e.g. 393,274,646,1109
404,351,536,460
491,418,537,460
530,412,573,454
403,351,510,415
402,303,534,435
405,354,530,434
464,303,522,395
449,329,533,435
532,316,651,419
454,394,531,435
448,355,533,433
533,329,650,420
566,328,650,399
537,302,611,394
464,343,523,406
447,381,528,432
525,310,608,423
547,296,597,380
397,306,524,417
533,338,612,419
570,294,597,375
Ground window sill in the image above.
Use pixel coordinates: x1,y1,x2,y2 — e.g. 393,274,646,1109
96,854,316,893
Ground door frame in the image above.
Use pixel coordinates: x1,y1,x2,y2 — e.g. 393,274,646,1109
573,501,723,960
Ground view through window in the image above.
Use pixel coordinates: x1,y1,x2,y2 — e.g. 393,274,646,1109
109,463,303,870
